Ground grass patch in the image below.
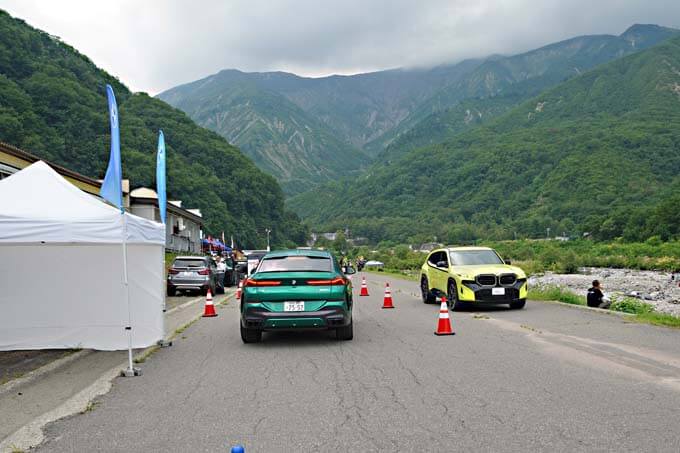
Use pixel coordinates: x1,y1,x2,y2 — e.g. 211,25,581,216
609,297,654,314
133,345,159,364
363,268,419,282
634,311,680,328
528,286,586,305
532,286,680,329
80,400,99,414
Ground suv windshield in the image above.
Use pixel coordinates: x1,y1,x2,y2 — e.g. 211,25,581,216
449,250,503,266
173,259,206,268
258,256,333,272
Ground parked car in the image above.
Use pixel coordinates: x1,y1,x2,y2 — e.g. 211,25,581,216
167,256,217,296
420,246,527,310
240,249,356,343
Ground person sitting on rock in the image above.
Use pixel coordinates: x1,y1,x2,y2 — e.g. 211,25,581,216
587,280,610,309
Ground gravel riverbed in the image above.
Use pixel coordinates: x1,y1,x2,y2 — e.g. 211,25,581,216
529,267,680,317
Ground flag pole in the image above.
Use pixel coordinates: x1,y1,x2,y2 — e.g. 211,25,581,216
101,84,140,377
121,210,140,376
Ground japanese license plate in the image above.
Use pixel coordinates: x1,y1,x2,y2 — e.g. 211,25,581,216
492,287,505,296
181,271,193,277
284,301,305,312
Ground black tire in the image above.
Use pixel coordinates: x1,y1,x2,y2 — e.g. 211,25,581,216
421,277,436,304
201,286,209,296
336,320,353,341
166,287,176,297
448,280,466,311
240,324,262,343
510,299,526,310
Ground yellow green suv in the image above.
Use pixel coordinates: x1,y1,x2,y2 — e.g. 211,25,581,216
420,246,527,310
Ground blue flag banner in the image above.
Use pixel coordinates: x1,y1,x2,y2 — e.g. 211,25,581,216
100,84,123,211
156,130,167,224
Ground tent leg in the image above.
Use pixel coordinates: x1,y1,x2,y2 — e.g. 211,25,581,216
121,329,142,377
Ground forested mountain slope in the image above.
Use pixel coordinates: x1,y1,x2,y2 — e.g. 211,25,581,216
0,10,306,247
159,71,370,195
161,24,677,189
378,24,679,157
289,35,680,244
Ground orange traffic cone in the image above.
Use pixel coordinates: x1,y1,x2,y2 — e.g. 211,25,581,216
382,283,394,309
434,296,454,336
202,288,218,317
236,280,242,301
360,276,369,296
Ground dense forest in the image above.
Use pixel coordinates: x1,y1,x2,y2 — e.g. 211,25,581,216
289,35,680,244
0,10,307,248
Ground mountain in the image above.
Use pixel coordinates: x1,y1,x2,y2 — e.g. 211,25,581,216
157,61,482,194
160,25,678,186
159,70,370,195
0,9,307,247
378,24,680,158
288,34,680,244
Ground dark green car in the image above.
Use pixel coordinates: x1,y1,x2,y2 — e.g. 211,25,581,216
240,250,355,343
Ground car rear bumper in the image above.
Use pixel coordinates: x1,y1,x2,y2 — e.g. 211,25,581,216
241,306,350,331
167,282,210,290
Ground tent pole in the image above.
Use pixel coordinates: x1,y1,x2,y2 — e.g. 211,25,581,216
121,212,141,377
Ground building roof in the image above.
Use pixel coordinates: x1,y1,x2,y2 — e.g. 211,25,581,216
130,186,204,225
0,141,103,195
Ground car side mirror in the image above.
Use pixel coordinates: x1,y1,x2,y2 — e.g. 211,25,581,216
436,261,448,268
344,266,356,275
505,259,512,265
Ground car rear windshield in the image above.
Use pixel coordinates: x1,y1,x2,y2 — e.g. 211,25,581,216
449,250,503,265
173,259,206,268
257,256,333,272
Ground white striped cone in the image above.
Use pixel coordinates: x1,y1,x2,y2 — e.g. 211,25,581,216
434,296,454,335
360,276,369,296
203,288,217,317
382,282,394,309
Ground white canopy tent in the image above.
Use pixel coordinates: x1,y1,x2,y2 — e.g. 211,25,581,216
0,161,165,351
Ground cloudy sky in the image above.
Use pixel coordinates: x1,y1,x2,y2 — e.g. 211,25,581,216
1,0,679,94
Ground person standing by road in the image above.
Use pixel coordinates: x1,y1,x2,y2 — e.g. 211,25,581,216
587,280,610,309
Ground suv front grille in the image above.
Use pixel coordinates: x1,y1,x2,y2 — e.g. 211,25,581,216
476,274,496,286
499,273,517,286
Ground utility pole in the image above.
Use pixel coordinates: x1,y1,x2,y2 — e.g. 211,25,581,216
546,227,551,239
266,228,271,252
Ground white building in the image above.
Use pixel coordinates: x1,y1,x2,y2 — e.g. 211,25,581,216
130,187,204,254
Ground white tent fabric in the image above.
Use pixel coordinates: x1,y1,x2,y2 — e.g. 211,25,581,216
0,161,164,244
0,161,165,350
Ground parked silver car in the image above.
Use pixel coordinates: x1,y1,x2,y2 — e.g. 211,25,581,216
167,256,217,296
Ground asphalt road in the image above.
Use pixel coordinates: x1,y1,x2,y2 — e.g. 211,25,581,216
36,273,680,452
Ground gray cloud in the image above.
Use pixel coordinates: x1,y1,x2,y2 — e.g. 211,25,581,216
1,0,679,94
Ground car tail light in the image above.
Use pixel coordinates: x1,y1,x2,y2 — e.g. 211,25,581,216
168,268,179,275
244,278,282,287
198,269,210,275
307,277,346,286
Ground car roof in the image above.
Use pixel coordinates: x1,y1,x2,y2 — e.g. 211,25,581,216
174,256,207,260
263,249,331,259
443,246,494,252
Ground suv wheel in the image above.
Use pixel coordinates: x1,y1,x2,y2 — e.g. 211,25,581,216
240,324,262,343
167,287,176,297
510,299,526,309
336,320,353,341
448,281,466,311
421,277,436,304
